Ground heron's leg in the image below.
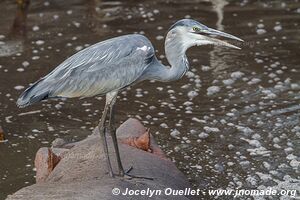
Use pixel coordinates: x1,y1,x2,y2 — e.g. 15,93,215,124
108,103,154,181
106,91,153,180
98,103,114,177
108,103,125,176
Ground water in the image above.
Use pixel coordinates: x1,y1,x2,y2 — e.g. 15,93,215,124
0,0,299,199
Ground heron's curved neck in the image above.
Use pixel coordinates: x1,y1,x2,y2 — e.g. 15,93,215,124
140,31,190,82
162,32,189,82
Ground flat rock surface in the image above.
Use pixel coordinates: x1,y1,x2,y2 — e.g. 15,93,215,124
7,118,193,200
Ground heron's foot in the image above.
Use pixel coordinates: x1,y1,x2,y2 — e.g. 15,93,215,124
118,166,154,180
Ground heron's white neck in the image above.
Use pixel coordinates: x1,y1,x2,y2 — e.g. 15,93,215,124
151,31,189,82
139,30,192,82
165,31,189,78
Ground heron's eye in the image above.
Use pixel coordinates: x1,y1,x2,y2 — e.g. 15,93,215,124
192,27,201,32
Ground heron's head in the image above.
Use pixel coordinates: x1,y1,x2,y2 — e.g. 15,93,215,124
167,19,243,50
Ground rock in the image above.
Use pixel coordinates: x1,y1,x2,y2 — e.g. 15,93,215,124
34,148,52,183
7,118,193,200
35,147,69,183
112,118,166,159
120,129,151,152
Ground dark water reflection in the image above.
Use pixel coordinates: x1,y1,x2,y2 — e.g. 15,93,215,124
0,0,299,199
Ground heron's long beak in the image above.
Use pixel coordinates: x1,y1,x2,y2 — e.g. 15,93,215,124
200,27,243,49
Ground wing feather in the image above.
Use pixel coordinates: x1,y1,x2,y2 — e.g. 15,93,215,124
42,34,154,98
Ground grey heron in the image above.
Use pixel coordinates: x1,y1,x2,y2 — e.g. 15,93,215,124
17,19,243,178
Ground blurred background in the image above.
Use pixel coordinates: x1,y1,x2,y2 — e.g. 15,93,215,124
0,0,299,199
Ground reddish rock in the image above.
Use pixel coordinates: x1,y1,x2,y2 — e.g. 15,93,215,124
119,127,166,159
34,148,50,183
120,128,151,152
116,118,167,159
0,126,4,141
35,147,68,183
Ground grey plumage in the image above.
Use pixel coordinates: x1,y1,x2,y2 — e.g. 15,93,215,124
17,34,155,107
17,19,243,177
17,19,242,108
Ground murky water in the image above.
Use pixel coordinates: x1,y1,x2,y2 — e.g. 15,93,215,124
0,0,299,199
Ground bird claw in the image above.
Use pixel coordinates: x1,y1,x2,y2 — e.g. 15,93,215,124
117,166,154,180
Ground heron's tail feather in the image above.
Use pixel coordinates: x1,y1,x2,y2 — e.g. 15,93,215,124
17,79,50,108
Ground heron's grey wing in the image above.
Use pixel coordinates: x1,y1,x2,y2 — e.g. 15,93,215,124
44,34,155,98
